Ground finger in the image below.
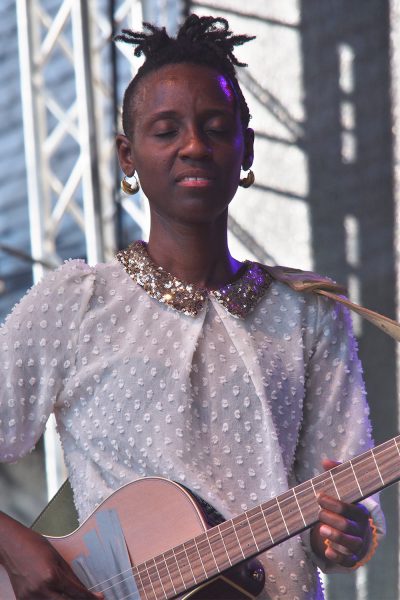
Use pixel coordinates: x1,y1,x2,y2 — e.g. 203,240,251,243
317,500,361,537
318,506,364,538
318,493,370,524
319,524,363,552
322,458,341,471
324,541,358,567
325,540,353,556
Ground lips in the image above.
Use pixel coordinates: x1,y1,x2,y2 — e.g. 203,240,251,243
175,171,215,188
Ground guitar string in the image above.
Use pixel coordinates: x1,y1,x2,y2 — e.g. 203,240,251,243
87,438,399,597
88,439,399,597
87,446,393,595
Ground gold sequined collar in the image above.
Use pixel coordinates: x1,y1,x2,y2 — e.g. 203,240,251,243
117,241,272,318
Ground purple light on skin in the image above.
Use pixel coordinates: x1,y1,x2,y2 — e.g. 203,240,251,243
217,75,235,102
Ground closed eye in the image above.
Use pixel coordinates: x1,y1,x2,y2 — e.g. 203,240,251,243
154,130,178,138
207,128,227,134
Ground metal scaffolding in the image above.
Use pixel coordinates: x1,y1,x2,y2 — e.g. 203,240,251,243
15,0,183,498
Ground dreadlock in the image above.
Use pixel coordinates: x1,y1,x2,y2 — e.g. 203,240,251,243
114,14,255,137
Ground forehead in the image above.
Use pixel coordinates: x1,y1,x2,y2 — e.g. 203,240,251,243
132,63,237,120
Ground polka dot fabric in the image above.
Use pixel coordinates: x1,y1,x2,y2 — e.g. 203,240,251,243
0,258,384,599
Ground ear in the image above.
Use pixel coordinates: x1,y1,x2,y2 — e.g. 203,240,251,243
116,134,136,176
242,127,254,171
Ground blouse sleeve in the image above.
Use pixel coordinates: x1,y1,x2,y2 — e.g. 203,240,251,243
0,260,95,462
293,295,386,569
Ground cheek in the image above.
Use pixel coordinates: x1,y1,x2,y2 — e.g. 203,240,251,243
136,158,171,200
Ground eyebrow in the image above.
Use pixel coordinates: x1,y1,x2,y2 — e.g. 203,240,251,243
146,108,236,125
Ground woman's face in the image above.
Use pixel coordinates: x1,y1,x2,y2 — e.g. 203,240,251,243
116,63,254,226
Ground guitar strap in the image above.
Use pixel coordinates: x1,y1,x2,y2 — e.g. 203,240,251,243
263,265,400,342
31,266,400,535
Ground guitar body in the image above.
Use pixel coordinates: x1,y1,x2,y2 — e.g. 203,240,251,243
0,477,264,600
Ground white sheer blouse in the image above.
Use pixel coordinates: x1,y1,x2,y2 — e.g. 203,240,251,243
0,251,384,600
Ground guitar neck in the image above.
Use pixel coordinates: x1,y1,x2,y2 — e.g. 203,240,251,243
134,435,400,599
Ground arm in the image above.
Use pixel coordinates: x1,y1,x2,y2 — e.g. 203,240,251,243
0,512,103,599
294,295,385,570
0,261,98,597
0,259,94,462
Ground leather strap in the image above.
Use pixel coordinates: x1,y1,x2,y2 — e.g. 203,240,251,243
263,265,400,342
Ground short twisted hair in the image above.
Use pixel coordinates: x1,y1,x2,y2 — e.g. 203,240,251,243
114,14,255,137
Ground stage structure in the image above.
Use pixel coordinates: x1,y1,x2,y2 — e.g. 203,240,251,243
15,0,184,499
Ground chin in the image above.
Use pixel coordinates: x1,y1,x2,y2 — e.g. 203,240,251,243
172,194,230,223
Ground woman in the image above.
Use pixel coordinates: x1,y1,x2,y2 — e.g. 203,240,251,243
0,15,384,600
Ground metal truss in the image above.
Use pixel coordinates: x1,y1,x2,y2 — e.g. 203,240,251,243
16,0,183,498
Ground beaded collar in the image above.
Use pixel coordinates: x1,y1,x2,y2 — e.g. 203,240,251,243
116,240,272,318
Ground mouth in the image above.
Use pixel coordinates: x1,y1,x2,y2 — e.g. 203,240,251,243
177,177,213,187
175,174,215,188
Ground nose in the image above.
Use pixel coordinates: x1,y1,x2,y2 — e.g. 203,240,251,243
178,126,211,161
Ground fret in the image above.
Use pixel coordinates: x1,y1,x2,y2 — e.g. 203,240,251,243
195,532,219,573
328,470,340,498
149,558,169,599
350,449,382,498
157,554,178,598
276,497,290,536
193,533,215,577
231,513,255,558
245,512,260,551
137,562,159,600
246,505,273,549
349,458,364,496
183,538,207,583
219,519,246,563
312,471,337,497
212,525,233,567
293,487,307,527
371,450,385,486
181,542,199,584
258,502,275,544
374,439,400,488
293,480,319,526
172,544,195,589
276,490,303,535
133,568,150,600
262,497,292,543
164,548,186,592
183,539,206,582
329,463,359,503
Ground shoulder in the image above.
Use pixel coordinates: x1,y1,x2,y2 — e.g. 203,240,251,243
260,263,346,296
31,257,128,290
1,258,129,330
258,262,354,333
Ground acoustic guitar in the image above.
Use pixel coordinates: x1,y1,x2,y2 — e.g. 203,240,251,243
1,434,398,600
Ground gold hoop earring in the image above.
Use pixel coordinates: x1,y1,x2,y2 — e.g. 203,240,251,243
239,169,255,189
121,174,140,195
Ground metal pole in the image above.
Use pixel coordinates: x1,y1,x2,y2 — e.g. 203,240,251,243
71,0,105,264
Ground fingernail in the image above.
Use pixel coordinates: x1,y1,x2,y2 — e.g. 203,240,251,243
320,525,331,537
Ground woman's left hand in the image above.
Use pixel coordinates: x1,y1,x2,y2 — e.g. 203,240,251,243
310,459,372,568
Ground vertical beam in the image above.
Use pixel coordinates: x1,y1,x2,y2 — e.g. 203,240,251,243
16,0,52,283
71,0,105,264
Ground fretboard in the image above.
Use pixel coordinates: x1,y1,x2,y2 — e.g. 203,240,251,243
133,435,400,600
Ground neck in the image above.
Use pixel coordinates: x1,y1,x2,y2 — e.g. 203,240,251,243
147,213,241,288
